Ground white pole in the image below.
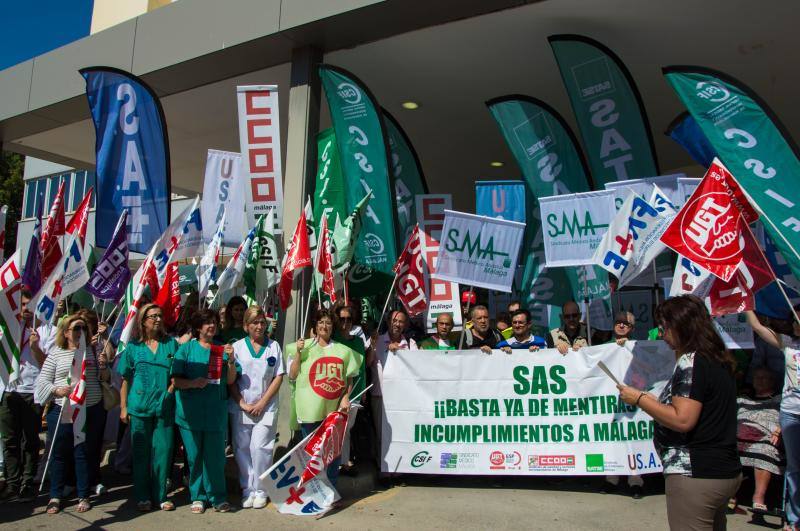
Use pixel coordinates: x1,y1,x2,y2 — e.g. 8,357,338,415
377,274,400,336
38,402,66,493
584,267,592,346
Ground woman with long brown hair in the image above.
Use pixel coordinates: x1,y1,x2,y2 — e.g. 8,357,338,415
617,295,741,530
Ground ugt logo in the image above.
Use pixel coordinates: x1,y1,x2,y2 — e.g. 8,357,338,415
546,210,608,238
444,229,510,265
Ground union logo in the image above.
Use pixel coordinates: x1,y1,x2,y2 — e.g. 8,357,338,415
309,356,345,400
679,192,742,261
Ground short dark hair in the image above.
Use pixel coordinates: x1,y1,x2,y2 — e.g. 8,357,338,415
191,309,220,338
333,300,360,323
21,288,32,300
312,308,336,329
389,308,409,323
511,309,531,324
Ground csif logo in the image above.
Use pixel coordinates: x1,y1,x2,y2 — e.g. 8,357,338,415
695,81,730,103
444,229,510,264
546,210,608,238
411,451,432,468
363,233,385,255
336,82,361,105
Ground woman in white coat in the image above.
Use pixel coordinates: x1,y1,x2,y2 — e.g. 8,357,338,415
228,306,285,509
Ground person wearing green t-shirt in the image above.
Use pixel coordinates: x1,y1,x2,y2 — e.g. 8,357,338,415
216,296,247,344
418,313,458,350
287,309,361,486
333,302,368,475
171,309,236,514
118,303,180,512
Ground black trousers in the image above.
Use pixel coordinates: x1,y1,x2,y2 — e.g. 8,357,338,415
0,392,43,490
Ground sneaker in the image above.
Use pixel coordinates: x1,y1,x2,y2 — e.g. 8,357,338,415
0,485,18,501
94,484,107,496
17,485,35,502
630,486,643,500
252,495,267,509
242,494,254,508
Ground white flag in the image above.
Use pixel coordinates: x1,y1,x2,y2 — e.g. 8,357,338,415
31,233,90,324
197,208,225,299
0,250,22,385
670,256,715,298
215,225,257,296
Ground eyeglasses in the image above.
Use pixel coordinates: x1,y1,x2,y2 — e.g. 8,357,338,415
562,313,580,319
145,314,163,321
615,320,632,328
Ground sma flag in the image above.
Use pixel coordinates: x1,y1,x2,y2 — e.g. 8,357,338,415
661,158,758,282
315,216,337,304
392,225,427,316
278,214,312,310
0,250,22,386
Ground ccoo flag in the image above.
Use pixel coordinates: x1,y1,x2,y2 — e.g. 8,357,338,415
549,35,659,186
664,65,800,286
82,67,170,254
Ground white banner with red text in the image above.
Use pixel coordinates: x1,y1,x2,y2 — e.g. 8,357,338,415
380,342,675,476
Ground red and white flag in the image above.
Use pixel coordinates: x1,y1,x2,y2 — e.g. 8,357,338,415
0,205,8,263
154,262,181,327
392,225,427,316
661,158,758,282
41,181,67,280
65,187,93,246
316,216,337,304
278,214,312,310
63,334,88,446
298,410,348,487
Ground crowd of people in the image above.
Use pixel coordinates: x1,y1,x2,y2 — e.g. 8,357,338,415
0,286,798,530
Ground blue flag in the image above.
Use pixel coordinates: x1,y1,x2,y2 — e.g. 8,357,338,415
22,201,43,293
81,67,170,254
86,211,130,301
665,112,716,168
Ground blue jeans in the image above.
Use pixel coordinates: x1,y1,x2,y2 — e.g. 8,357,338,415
45,402,105,499
300,422,340,487
781,410,800,525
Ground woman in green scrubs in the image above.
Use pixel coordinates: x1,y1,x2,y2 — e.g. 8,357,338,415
172,309,236,513
118,303,179,512
217,296,247,344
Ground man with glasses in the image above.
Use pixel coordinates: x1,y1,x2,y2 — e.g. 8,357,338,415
611,311,636,346
546,301,589,355
497,310,546,353
419,313,457,350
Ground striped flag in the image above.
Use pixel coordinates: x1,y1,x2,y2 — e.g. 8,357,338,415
214,224,257,299
0,250,22,386
62,334,88,446
197,208,225,300
41,181,66,280
0,205,8,263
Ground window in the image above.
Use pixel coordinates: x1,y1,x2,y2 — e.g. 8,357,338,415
47,175,59,211
86,171,96,208
72,171,86,208
24,182,36,218
61,173,72,212
35,179,48,215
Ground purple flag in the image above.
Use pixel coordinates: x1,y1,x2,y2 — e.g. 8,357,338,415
86,211,130,301
22,202,43,293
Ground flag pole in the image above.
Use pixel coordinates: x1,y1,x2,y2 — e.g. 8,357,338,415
744,223,800,327
343,267,350,306
458,286,474,350
39,401,66,494
584,266,592,346
378,274,400,336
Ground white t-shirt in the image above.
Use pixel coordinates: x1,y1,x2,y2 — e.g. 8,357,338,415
229,337,285,425
370,333,416,397
781,335,800,415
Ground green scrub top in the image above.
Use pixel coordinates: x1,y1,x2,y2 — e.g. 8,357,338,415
117,338,179,418
171,339,231,432
218,327,247,344
334,333,366,401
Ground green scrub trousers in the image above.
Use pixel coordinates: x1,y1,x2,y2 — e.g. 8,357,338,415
179,428,227,505
130,414,174,504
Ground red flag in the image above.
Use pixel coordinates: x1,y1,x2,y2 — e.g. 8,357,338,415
65,187,93,245
661,159,758,282
41,181,66,249
316,216,337,304
708,224,775,316
392,225,427,316
154,262,181,327
298,410,348,487
278,214,312,310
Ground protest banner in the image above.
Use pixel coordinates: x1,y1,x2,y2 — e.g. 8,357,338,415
201,149,247,245
433,210,525,293
381,344,674,475
475,181,526,222
549,35,659,186
82,67,170,254
237,85,284,232
714,313,754,350
539,190,615,267
417,195,462,332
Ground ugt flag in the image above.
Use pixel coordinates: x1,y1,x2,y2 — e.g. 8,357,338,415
82,67,170,254
392,225,427,316
661,158,758,282
299,411,348,487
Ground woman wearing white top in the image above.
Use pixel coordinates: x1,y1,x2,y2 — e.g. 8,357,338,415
229,306,285,509
744,310,800,530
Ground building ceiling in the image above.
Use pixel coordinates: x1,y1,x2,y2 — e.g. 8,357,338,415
8,0,800,209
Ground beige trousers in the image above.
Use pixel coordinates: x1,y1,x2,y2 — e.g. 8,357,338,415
665,473,742,530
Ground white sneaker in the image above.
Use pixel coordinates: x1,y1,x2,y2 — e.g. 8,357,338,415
242,494,254,508
252,495,267,509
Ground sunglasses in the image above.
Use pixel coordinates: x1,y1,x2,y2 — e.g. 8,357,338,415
562,313,580,319
615,320,632,328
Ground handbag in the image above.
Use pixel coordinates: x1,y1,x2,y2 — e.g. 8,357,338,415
100,380,120,411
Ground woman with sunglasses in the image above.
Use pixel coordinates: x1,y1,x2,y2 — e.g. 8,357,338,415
617,295,741,530
287,309,361,486
117,303,179,512
228,306,284,509
34,314,110,514
172,309,236,513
